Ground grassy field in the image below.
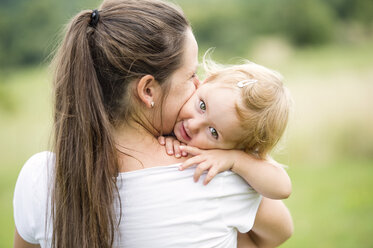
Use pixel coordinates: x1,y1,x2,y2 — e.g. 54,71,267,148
0,66,52,247
1,42,372,247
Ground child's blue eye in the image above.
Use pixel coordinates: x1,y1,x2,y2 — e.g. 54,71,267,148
199,100,206,111
209,127,218,139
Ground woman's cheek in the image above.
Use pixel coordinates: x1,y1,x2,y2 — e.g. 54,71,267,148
187,85,196,101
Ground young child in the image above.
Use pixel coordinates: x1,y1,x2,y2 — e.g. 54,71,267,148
159,59,293,247
159,59,292,198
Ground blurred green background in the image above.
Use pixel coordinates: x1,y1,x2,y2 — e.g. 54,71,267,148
1,0,373,247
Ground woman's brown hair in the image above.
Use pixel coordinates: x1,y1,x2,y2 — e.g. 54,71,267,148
51,0,189,247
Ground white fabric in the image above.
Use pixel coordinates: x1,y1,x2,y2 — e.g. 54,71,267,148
14,152,262,248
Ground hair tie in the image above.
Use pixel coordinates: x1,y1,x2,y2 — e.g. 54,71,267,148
90,9,100,28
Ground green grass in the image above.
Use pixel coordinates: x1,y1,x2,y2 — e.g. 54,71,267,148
283,159,373,248
1,42,373,247
0,66,52,247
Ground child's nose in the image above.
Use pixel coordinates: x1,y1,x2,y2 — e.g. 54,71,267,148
188,117,204,134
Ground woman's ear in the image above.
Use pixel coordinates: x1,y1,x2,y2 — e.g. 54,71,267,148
137,75,160,108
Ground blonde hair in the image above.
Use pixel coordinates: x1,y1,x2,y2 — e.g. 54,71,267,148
204,58,292,159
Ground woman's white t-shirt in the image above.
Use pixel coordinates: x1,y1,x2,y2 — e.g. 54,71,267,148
13,152,262,248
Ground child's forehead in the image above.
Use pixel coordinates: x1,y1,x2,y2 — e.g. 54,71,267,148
197,83,236,111
202,73,243,90
197,82,236,103
200,79,231,91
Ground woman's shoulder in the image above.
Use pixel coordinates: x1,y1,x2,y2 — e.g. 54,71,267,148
15,151,55,195
18,151,55,177
13,151,55,244
22,151,55,168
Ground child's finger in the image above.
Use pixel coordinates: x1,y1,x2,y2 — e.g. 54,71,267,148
158,136,165,145
180,143,188,156
173,140,181,158
193,161,211,182
165,137,174,155
179,145,202,156
203,167,219,185
179,156,205,170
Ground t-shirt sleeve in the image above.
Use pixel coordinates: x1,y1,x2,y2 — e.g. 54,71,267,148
13,151,52,244
218,171,262,233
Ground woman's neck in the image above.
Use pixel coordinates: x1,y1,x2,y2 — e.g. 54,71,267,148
113,120,186,172
114,120,159,151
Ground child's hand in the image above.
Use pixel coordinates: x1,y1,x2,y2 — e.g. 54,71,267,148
179,146,239,185
158,136,188,158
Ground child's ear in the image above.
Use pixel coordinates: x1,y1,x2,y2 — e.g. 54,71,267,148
136,75,160,108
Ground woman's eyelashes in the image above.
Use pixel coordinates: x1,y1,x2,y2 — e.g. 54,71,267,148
198,99,219,140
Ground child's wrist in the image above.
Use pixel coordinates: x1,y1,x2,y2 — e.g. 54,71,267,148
231,150,250,173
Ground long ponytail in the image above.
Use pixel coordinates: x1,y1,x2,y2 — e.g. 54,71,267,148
52,11,119,248
51,0,189,247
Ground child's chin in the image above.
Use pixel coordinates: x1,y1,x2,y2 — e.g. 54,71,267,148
173,130,182,142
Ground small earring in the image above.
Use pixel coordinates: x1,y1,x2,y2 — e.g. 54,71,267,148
150,101,155,108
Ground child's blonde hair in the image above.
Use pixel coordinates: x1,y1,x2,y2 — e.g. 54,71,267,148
204,57,292,159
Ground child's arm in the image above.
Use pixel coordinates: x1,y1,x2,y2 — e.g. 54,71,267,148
230,151,291,199
179,146,291,200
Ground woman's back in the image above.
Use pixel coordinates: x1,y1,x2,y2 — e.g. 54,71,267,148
14,152,261,248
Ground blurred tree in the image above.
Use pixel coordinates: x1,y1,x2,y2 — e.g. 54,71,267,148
0,0,372,70
0,0,100,70
273,0,337,45
179,0,337,53
326,0,373,26
0,0,60,67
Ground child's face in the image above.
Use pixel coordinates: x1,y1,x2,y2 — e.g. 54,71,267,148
174,82,244,149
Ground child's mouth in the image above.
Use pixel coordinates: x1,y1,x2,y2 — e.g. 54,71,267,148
180,121,191,142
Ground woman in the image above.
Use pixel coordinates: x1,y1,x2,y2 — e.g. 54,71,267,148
13,0,292,247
